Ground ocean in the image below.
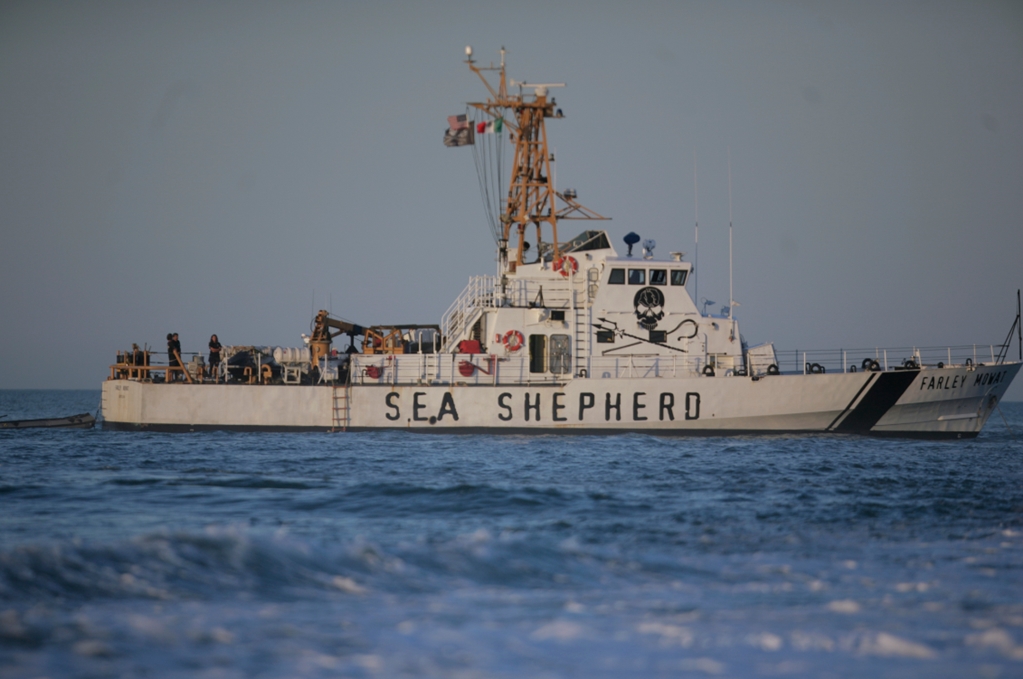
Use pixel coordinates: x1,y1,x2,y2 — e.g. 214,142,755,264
1,390,1022,678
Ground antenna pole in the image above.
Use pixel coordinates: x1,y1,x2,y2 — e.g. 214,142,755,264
728,148,733,321
694,153,699,305
1018,288,1021,361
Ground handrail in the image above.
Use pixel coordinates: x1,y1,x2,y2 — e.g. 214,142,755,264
109,342,1018,386
773,344,1014,375
108,350,205,382
440,275,497,351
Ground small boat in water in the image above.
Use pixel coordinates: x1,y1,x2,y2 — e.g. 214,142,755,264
0,413,96,430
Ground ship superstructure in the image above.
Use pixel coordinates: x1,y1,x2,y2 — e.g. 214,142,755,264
101,49,1021,438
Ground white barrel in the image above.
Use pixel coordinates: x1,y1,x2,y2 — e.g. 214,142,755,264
273,347,310,364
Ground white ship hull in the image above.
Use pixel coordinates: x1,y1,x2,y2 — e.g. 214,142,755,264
100,53,1021,439
102,362,1019,439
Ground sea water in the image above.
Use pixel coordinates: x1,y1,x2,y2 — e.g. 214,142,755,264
1,389,1022,678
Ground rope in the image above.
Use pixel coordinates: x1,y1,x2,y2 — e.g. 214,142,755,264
470,106,506,243
997,403,1017,440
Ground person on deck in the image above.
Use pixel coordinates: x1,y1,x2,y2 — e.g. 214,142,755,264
167,333,182,381
208,335,222,381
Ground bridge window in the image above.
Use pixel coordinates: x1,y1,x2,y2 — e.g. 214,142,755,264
608,268,625,284
670,270,688,286
628,269,646,285
596,330,614,343
650,269,667,286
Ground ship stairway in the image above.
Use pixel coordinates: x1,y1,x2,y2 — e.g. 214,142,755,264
441,275,496,352
330,382,350,432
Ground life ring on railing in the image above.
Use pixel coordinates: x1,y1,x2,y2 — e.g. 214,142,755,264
553,255,579,277
702,364,715,377
766,364,780,375
503,330,525,352
365,365,381,379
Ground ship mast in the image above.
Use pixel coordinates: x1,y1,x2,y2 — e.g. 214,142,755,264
465,47,605,273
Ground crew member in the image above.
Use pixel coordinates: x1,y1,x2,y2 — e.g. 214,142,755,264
208,334,222,381
167,333,182,381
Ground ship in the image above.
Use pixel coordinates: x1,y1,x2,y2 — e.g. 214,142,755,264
101,48,1022,438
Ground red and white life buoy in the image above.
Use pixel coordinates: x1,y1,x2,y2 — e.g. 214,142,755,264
503,329,525,352
553,255,579,277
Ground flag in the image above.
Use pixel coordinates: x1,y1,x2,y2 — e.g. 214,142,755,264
447,114,468,130
475,118,505,134
443,126,474,147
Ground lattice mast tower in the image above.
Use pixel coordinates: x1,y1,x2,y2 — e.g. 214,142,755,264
465,46,605,275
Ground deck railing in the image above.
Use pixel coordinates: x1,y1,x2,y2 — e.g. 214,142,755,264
348,352,726,386
772,344,1009,375
108,351,208,383
109,342,1017,388
439,274,589,352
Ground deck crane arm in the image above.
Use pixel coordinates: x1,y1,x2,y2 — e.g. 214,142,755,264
310,310,365,366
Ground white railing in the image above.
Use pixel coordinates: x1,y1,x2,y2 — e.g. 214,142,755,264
346,342,1016,387
774,344,1010,374
349,352,719,386
502,277,583,309
588,354,723,379
351,353,568,386
439,274,590,351
440,275,498,351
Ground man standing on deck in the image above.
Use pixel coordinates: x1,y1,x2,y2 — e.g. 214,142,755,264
167,333,182,381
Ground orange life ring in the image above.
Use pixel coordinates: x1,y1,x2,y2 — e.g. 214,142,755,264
503,330,525,352
553,255,579,277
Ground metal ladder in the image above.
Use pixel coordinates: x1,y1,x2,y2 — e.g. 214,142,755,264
331,382,349,432
573,278,589,377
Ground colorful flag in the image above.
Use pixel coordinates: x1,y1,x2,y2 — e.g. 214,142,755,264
447,114,468,130
443,127,474,147
475,118,505,134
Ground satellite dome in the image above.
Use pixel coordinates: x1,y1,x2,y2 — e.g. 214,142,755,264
623,232,640,257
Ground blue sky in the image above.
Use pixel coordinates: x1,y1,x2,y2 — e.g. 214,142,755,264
1,0,1021,399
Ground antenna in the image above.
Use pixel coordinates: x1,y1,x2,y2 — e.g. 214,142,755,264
463,50,606,272
728,148,733,322
693,153,699,304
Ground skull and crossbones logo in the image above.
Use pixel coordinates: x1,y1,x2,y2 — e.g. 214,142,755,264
633,287,665,330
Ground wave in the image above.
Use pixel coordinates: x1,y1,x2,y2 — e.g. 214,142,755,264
0,523,702,609
0,529,385,605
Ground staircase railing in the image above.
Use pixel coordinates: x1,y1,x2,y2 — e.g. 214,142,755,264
440,275,497,351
